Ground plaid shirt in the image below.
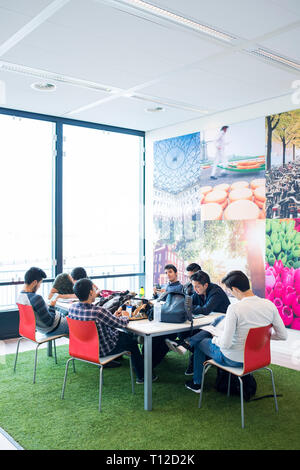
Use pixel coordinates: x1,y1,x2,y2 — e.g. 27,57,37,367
68,302,129,357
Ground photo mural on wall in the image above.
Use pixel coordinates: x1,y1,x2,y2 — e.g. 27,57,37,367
153,110,300,330
265,108,300,219
153,118,266,295
264,108,300,331
199,118,266,221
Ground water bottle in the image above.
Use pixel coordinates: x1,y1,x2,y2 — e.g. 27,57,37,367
139,286,145,298
153,302,161,322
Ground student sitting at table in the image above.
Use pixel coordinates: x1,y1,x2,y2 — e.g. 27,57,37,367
17,267,69,336
165,270,230,374
68,278,158,384
183,263,202,296
48,267,100,305
183,270,287,393
153,264,183,299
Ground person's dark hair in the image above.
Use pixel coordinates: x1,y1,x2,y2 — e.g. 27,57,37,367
71,267,87,281
221,125,229,131
164,264,177,273
221,271,250,292
186,263,202,273
73,278,93,301
190,271,210,285
24,267,47,285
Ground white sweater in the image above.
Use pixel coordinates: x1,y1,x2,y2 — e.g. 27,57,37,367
212,295,287,363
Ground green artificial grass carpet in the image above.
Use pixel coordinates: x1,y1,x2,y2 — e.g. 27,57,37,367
0,345,299,450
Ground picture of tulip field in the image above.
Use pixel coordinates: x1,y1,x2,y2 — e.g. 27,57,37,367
266,219,300,330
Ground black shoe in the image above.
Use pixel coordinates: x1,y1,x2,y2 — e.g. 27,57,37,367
104,360,121,368
210,176,218,180
185,380,201,393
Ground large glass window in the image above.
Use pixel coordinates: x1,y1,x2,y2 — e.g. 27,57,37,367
0,115,55,285
0,111,144,313
62,125,144,277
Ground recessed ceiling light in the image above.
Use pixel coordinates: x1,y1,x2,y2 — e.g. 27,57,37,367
145,106,165,113
249,48,300,71
112,0,236,43
31,82,56,92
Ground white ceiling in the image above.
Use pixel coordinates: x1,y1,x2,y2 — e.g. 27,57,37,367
0,0,299,131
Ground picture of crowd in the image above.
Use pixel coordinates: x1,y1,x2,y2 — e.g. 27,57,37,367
266,162,300,219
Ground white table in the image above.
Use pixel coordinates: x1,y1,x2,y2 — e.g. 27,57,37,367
126,313,223,411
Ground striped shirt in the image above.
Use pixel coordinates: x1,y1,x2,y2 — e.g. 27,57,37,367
68,302,129,357
17,291,60,333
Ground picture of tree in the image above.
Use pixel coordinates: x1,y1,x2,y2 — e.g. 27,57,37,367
273,110,300,166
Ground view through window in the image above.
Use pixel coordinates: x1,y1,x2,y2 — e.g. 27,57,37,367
63,124,144,278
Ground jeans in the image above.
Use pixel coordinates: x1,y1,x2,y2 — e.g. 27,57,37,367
191,337,243,385
109,332,144,380
45,315,69,336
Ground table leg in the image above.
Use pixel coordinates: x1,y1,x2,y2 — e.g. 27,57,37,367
144,334,152,411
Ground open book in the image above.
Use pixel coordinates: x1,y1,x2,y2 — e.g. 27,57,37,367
200,317,225,337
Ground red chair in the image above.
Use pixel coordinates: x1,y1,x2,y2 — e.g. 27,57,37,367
14,303,68,383
61,317,135,411
198,324,278,428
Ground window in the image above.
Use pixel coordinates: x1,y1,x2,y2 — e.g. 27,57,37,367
62,124,144,277
0,115,55,284
0,110,145,312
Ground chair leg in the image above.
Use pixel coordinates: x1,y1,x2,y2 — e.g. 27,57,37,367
99,366,103,412
238,377,245,429
265,367,278,412
61,358,73,399
53,340,57,364
33,344,41,384
129,356,135,395
227,372,231,397
198,363,209,408
13,337,23,373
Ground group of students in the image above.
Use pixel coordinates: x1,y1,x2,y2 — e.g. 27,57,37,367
17,263,287,392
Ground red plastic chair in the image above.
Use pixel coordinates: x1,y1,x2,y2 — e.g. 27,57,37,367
14,303,68,383
198,324,278,428
61,317,135,411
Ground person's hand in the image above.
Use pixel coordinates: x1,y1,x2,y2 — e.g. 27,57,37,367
114,307,123,317
50,297,58,307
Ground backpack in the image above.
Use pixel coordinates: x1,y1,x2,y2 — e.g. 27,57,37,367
215,368,257,402
159,292,194,324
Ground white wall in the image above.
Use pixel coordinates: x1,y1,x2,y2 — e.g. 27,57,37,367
144,92,299,296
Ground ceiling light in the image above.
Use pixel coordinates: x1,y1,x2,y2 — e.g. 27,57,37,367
31,82,56,92
0,61,117,94
249,48,300,71
134,94,209,114
113,0,236,42
145,106,165,113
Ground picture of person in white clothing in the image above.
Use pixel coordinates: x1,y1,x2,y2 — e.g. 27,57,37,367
210,125,229,180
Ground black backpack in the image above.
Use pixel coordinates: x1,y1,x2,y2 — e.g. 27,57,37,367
215,369,257,402
148,292,194,325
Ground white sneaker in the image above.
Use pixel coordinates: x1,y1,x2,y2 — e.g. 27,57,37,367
165,339,188,355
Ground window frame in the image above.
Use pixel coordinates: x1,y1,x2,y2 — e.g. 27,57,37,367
0,106,145,312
